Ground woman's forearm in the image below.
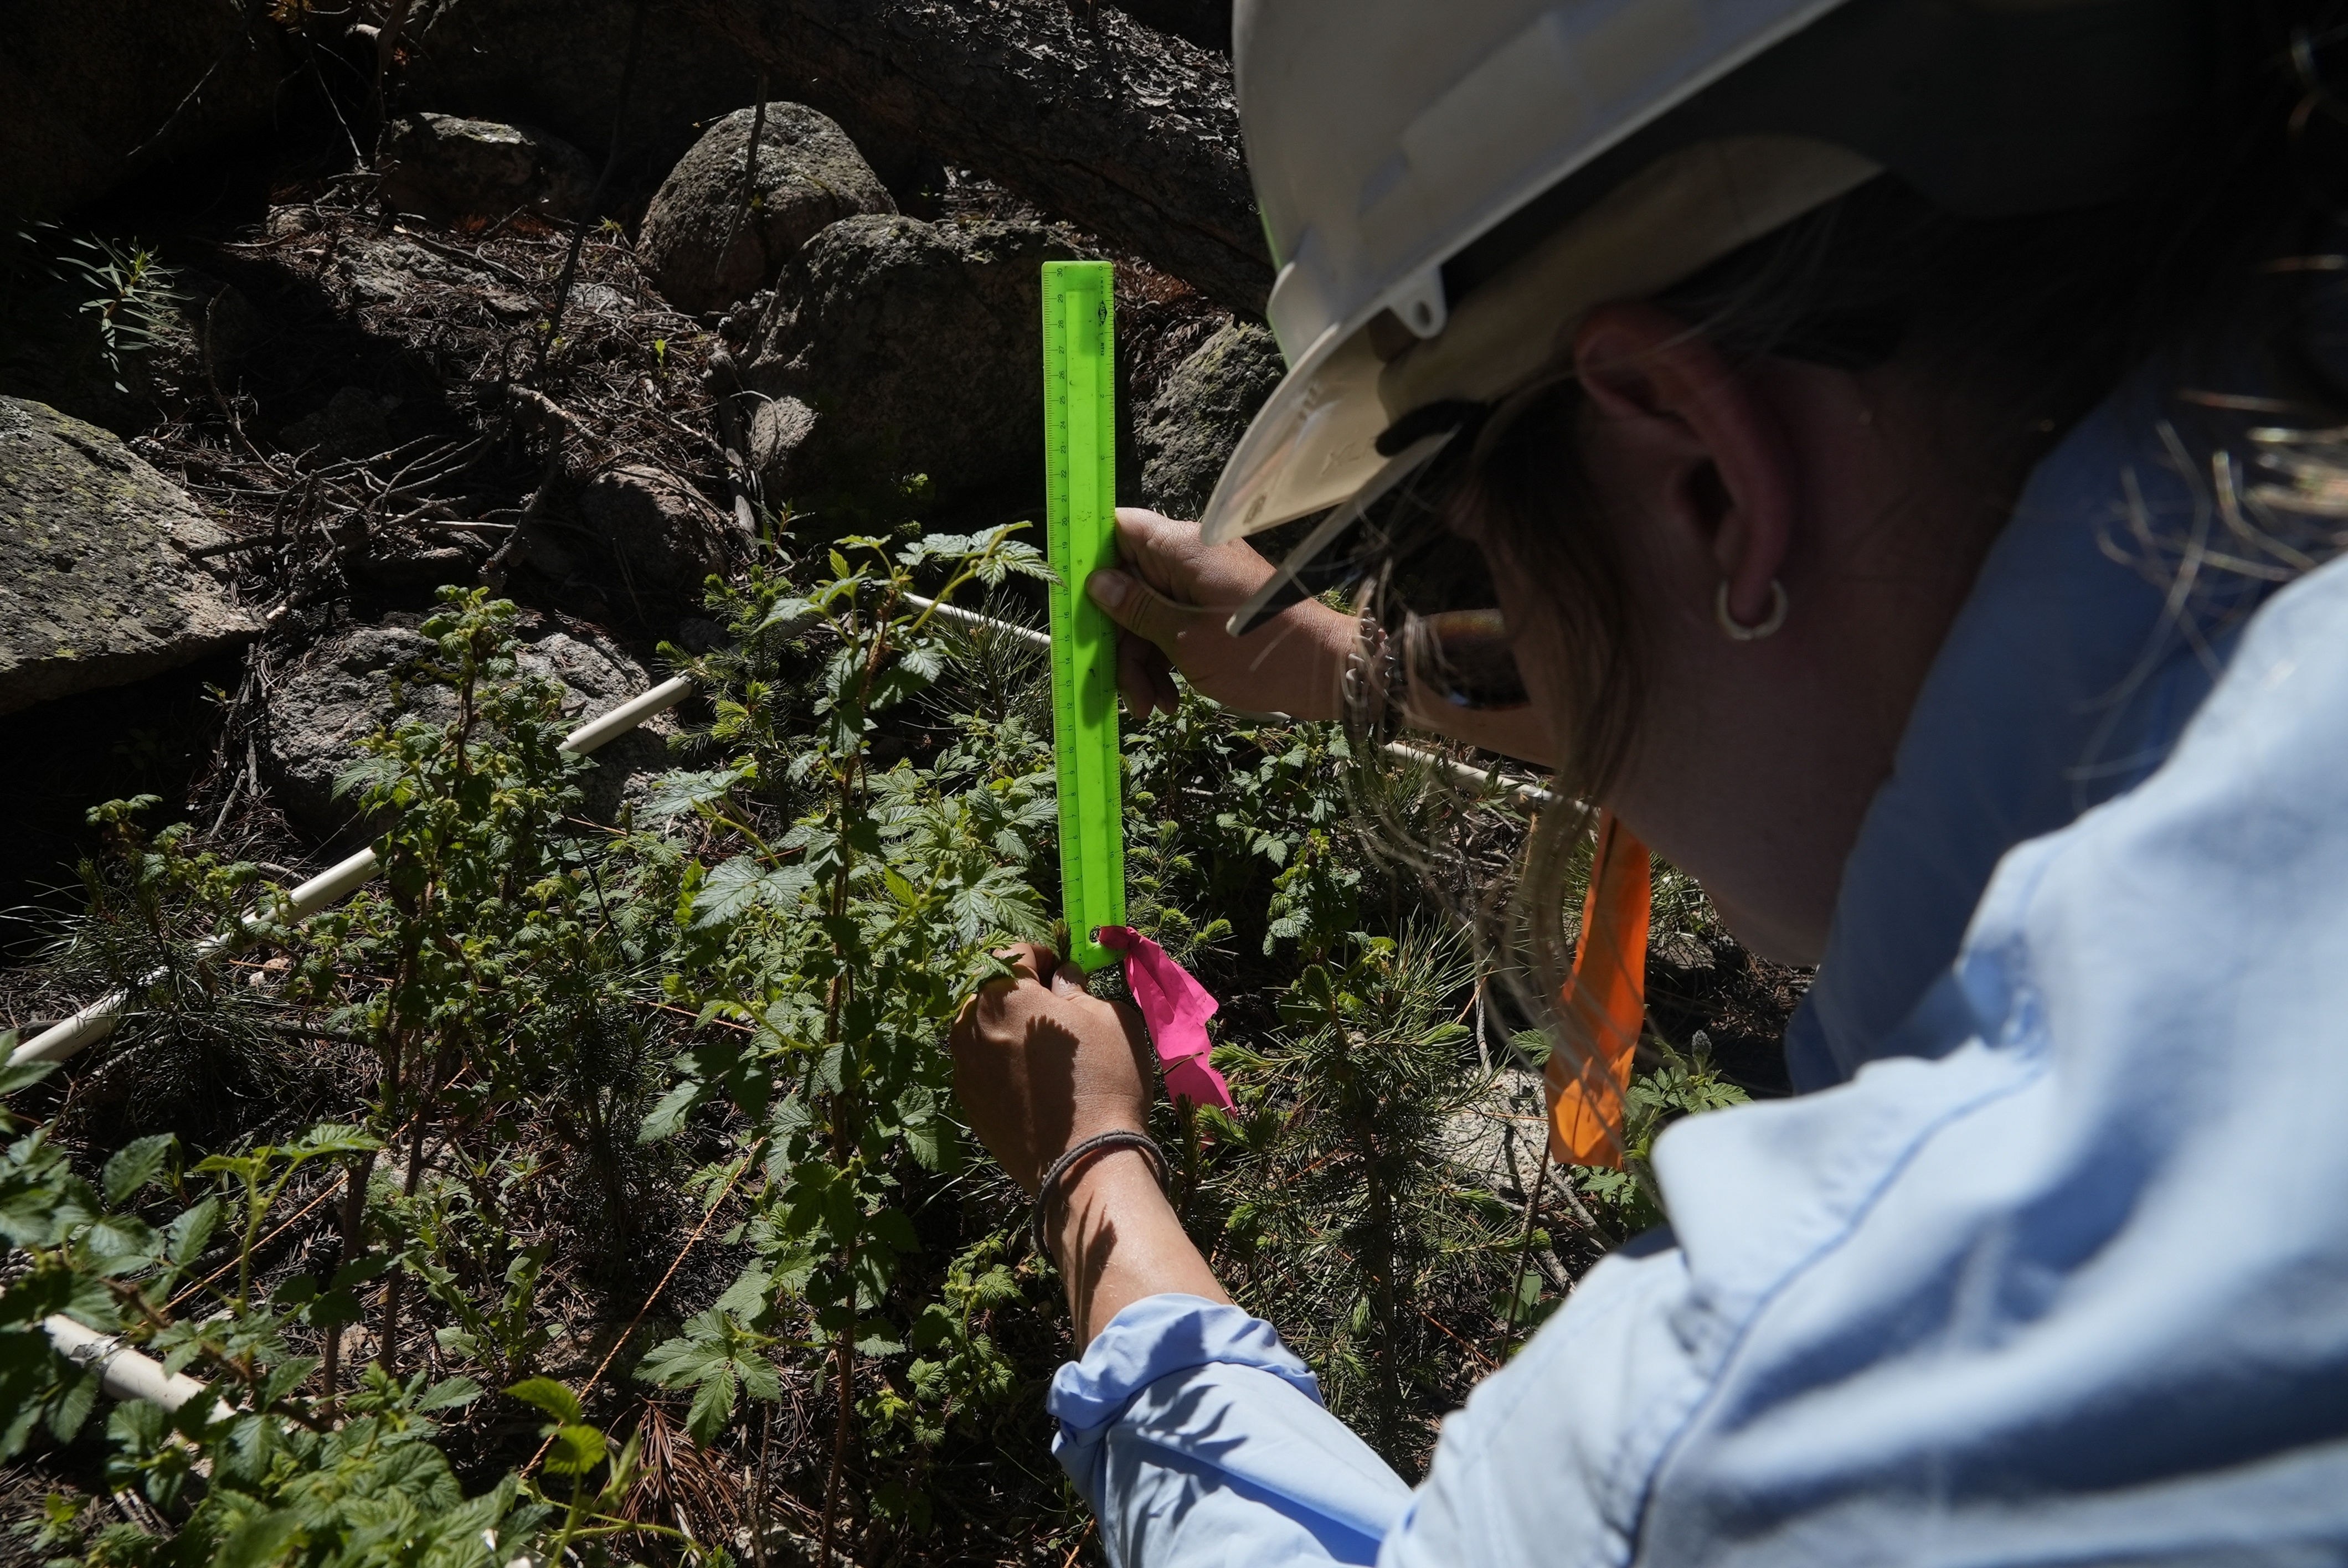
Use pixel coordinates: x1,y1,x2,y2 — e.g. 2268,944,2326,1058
1273,601,1559,766
1400,698,1557,767
1050,1148,1231,1345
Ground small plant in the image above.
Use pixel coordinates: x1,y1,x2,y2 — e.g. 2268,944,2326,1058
638,522,1057,1554
69,235,181,393
0,515,1775,1562
1210,925,1511,1473
1573,1031,1751,1236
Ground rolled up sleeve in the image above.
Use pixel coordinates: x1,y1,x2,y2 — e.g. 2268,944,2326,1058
1049,1294,1414,1567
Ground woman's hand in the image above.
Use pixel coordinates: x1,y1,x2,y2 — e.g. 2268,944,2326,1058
1088,507,1562,765
1084,508,1355,721
949,941,1231,1342
949,942,1156,1193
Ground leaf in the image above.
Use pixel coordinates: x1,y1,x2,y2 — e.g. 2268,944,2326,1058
854,1322,905,1356
637,1079,702,1144
503,1375,580,1426
415,1375,483,1412
903,1116,961,1175
908,1302,955,1352
331,754,399,802
643,768,740,819
0,1060,56,1099
714,1267,771,1320
47,1364,100,1443
869,1207,921,1255
636,1309,779,1445
684,1362,739,1446
165,1198,220,1268
102,1134,175,1208
259,1357,319,1407
753,596,819,637
689,855,807,929
216,1509,301,1568
544,1422,609,1478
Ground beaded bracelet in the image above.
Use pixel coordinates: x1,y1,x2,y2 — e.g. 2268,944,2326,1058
1028,1129,1172,1262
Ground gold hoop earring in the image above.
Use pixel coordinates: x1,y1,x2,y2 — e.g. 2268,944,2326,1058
1714,579,1789,642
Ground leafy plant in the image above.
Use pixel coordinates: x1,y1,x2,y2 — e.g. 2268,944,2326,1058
65,234,182,395
1210,926,1511,1472
0,515,1774,1564
638,523,1057,1553
1573,1031,1752,1236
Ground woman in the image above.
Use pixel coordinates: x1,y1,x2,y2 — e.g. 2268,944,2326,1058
954,0,2348,1560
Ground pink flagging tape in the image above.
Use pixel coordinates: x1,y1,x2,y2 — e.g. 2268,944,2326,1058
1095,926,1234,1111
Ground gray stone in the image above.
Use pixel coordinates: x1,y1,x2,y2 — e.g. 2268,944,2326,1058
264,615,677,841
574,464,738,598
401,0,755,200
280,387,395,466
0,398,260,716
1135,321,1283,521
674,617,730,654
377,112,596,223
637,102,895,316
329,231,498,307
746,216,1087,503
400,0,933,208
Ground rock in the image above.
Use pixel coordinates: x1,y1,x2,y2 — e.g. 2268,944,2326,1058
0,398,260,716
263,613,677,841
280,386,395,465
674,616,729,654
637,102,895,316
1443,1067,1554,1201
0,1,290,218
1115,0,1233,53
329,231,500,306
575,465,738,598
400,0,771,202
376,112,595,223
354,540,481,591
400,0,933,208
1135,321,1283,520
746,216,1086,503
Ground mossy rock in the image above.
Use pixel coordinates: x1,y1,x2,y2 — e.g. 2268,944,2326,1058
0,396,259,716
1136,321,1284,521
745,215,1088,505
639,102,895,316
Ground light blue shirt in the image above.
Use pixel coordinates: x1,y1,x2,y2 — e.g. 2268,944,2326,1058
1047,385,2348,1562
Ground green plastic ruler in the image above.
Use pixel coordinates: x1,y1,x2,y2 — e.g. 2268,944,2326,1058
1042,260,1125,973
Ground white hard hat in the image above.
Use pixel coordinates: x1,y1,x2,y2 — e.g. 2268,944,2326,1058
1202,0,2203,560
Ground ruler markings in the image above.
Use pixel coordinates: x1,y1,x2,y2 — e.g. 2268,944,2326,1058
1042,261,1125,972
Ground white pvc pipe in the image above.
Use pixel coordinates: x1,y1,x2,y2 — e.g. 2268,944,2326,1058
279,847,386,923
904,592,1050,649
558,674,693,756
11,995,132,1065
1386,741,1556,806
45,1316,234,1423
11,675,697,1071
9,606,1547,1073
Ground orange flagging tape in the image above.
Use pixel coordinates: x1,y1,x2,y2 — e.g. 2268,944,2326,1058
1546,811,1651,1169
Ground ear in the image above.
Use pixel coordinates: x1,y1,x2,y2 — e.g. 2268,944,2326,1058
1571,302,1795,628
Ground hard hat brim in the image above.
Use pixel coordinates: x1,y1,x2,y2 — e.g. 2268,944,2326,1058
1200,136,1883,549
